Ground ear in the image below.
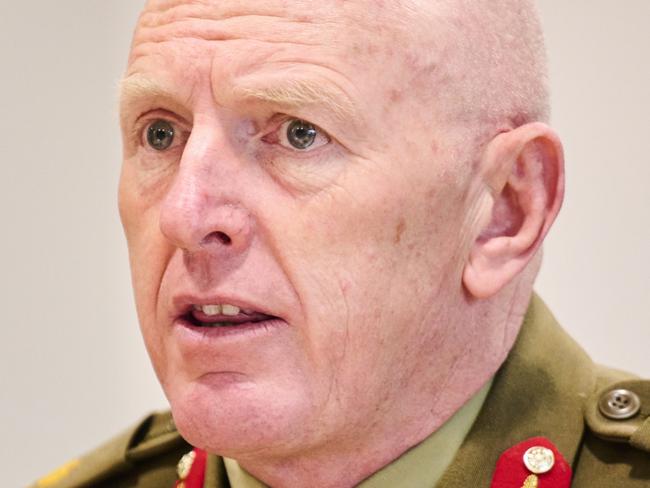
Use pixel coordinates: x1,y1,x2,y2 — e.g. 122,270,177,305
462,122,565,299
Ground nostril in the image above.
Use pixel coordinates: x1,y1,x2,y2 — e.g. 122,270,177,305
213,231,232,246
198,230,235,248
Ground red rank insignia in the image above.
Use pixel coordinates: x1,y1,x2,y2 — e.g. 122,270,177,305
490,437,571,488
175,448,207,488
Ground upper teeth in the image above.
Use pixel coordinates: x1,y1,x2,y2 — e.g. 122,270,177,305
194,304,241,316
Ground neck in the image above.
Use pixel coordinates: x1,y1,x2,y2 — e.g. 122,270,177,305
234,286,531,488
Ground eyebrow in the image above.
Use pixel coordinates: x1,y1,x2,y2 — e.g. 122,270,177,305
119,74,357,126
231,78,358,123
119,75,178,115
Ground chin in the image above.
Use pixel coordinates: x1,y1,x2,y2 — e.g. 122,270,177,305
167,376,311,457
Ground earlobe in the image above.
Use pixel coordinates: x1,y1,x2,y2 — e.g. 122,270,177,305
463,123,565,299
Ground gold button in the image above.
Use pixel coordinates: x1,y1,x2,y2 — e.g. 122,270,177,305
598,389,642,420
523,446,555,474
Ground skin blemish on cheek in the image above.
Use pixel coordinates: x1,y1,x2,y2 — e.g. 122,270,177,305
394,218,406,245
388,88,404,103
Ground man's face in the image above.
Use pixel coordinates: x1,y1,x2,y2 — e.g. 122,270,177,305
120,0,477,458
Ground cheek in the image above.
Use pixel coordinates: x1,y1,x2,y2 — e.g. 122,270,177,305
119,163,175,359
119,160,171,292
283,163,468,353
129,235,170,351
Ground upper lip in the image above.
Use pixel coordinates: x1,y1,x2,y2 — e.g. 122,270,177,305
170,293,280,321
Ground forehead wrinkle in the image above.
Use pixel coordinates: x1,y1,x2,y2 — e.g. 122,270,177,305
135,0,414,59
129,13,340,70
138,0,340,43
142,0,339,26
134,17,325,47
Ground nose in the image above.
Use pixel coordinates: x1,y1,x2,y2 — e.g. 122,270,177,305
159,137,253,255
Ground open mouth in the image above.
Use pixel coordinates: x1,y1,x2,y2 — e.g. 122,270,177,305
181,303,278,328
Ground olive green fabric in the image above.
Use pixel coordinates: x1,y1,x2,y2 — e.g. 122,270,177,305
585,379,650,447
435,294,596,486
30,412,191,488
436,295,650,487
358,379,491,488
575,375,650,486
30,294,650,487
220,379,492,488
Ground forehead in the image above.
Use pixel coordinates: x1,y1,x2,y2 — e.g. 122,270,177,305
128,0,436,98
133,0,410,62
138,0,408,38
122,0,454,162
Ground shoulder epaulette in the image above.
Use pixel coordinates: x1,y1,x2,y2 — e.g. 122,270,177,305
584,367,650,454
30,411,187,488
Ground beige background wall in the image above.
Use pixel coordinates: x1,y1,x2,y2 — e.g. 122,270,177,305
1,1,647,486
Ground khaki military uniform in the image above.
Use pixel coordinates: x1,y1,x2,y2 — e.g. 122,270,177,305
32,295,650,487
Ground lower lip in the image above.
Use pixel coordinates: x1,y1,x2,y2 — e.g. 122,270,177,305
173,316,287,342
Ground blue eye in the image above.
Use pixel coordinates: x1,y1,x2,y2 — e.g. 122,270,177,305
146,119,175,151
287,120,317,149
279,119,330,151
